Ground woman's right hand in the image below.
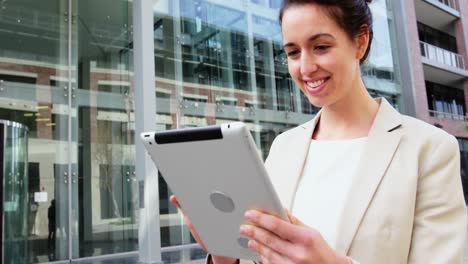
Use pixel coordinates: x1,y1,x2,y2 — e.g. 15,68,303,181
169,195,239,264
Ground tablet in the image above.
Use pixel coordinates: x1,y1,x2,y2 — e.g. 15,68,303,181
140,122,287,261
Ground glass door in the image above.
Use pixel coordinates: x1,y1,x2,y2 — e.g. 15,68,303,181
70,0,137,259
2,121,29,264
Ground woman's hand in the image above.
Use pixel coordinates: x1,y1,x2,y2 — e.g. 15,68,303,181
169,195,238,264
239,209,350,264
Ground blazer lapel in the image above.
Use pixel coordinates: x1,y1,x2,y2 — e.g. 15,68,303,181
269,114,320,209
335,98,403,255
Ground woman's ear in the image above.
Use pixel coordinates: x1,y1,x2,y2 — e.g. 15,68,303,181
355,25,370,61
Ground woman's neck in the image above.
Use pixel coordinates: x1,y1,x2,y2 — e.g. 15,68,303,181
312,81,379,141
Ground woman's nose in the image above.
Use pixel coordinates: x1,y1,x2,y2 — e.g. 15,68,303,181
300,52,318,75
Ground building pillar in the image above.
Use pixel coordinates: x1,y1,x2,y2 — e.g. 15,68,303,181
133,0,163,263
454,0,468,58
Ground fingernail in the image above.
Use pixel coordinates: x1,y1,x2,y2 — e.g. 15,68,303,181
239,225,251,236
244,210,255,221
247,239,257,250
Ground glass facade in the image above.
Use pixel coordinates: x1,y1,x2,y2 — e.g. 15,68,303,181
0,0,403,262
0,0,136,262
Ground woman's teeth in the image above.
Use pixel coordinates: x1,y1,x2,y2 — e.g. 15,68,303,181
307,79,325,88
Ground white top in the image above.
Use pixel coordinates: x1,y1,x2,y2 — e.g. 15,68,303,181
292,137,367,249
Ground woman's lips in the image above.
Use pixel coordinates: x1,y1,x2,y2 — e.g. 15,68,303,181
304,77,329,95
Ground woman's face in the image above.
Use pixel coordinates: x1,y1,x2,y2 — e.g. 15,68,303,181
281,4,364,108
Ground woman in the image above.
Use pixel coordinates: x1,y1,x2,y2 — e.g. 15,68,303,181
171,0,467,263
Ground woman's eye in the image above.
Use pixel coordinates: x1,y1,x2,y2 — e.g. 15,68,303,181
287,50,299,57
315,45,330,52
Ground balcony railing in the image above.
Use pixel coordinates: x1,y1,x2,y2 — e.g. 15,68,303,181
429,110,468,121
436,0,458,11
420,41,467,70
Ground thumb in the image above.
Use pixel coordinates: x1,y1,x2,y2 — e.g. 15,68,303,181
285,208,304,226
170,195,182,210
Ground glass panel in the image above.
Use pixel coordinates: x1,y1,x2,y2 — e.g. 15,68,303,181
361,0,402,103
2,122,29,264
0,0,70,262
71,0,137,258
153,1,190,258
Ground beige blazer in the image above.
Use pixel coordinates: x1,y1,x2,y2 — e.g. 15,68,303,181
208,98,467,263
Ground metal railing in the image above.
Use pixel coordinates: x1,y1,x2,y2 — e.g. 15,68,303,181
420,41,467,70
429,110,468,121
436,0,458,11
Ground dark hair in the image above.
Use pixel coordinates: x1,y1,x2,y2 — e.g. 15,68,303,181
279,0,374,64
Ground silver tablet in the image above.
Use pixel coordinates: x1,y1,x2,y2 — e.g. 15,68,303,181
140,122,287,261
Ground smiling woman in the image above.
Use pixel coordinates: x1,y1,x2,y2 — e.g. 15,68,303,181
169,0,467,263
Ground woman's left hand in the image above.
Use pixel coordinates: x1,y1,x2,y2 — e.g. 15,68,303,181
239,210,349,264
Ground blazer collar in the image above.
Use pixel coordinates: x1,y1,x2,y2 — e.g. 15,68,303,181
286,98,403,254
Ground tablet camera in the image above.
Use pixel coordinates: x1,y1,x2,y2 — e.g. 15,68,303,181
237,237,249,249
209,191,235,213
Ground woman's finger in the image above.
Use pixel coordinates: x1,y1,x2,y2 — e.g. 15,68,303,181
285,208,304,226
240,224,294,255
247,239,290,264
245,210,303,242
241,224,313,263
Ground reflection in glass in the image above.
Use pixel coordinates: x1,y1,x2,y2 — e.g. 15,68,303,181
362,0,402,107
0,0,70,262
2,122,29,264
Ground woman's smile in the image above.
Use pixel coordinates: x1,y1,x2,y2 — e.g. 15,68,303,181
303,77,331,95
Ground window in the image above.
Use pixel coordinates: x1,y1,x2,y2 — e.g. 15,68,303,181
458,138,468,204
418,22,458,53
426,81,466,119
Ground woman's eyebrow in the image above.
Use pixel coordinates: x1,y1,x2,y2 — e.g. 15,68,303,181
308,33,335,41
283,33,335,48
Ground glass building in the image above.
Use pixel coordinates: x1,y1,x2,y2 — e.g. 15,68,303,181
0,0,406,263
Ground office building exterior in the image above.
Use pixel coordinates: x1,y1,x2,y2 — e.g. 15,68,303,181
0,0,465,263
400,0,468,197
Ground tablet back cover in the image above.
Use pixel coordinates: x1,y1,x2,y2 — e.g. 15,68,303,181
141,122,286,260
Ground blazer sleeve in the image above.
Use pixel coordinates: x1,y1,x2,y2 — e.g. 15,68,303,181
408,135,467,263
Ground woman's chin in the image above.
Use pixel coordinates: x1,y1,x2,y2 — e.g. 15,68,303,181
306,96,329,109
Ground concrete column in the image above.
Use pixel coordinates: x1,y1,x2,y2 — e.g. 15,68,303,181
454,0,468,58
